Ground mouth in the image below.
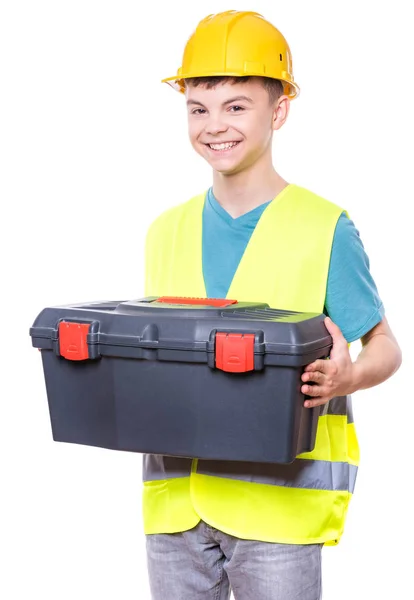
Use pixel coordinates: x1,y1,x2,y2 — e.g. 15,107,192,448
204,141,242,153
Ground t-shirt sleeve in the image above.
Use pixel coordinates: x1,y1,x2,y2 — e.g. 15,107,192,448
325,212,385,343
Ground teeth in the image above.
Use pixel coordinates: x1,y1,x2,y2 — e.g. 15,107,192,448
209,141,239,150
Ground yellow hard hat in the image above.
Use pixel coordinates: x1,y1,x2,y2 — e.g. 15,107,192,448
162,10,300,99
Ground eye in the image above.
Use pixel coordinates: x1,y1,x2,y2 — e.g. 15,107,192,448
191,108,206,115
229,105,244,112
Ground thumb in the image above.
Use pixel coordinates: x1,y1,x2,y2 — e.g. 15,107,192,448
324,316,347,353
324,316,343,338
324,317,348,359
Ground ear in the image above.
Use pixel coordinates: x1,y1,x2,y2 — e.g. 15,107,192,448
272,96,290,131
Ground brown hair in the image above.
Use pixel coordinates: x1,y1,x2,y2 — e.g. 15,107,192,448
184,76,285,104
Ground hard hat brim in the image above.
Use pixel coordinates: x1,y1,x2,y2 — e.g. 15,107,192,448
161,74,300,100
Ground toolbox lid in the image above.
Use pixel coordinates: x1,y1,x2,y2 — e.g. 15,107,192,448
30,296,332,361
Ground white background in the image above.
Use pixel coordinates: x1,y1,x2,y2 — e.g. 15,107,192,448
1,1,412,598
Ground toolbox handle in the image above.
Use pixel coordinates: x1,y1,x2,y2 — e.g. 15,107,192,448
157,297,238,308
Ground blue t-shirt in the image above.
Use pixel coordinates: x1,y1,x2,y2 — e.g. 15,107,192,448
202,187,384,343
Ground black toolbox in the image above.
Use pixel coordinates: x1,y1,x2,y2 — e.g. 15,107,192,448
30,296,332,463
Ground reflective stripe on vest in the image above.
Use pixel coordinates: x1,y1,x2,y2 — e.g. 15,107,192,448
321,394,354,422
197,457,357,493
143,183,360,544
144,457,357,492
143,455,193,481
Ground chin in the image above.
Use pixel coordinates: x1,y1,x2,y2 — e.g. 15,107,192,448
213,166,241,175
204,155,244,173
212,160,246,175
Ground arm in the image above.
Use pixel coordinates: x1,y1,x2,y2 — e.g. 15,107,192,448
353,316,401,390
301,315,402,408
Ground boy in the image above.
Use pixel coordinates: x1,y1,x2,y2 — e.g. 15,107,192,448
143,11,401,600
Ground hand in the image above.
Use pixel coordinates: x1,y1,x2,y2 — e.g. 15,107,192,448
301,317,355,408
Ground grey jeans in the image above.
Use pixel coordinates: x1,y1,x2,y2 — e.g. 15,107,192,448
146,521,322,600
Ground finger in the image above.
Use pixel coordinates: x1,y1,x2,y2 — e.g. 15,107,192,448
301,383,323,397
304,397,329,409
304,359,328,373
301,370,324,383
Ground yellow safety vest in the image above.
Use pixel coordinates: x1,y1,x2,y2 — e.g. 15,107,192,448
143,183,360,545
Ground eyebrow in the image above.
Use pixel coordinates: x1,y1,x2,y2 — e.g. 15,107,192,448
186,95,254,107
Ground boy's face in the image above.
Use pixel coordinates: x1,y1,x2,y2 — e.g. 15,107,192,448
185,78,287,176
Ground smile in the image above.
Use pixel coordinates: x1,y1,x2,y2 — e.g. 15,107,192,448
206,141,241,152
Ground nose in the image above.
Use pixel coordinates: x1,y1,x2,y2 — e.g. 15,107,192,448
204,113,229,136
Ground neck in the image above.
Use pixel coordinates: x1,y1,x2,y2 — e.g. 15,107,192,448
212,152,289,218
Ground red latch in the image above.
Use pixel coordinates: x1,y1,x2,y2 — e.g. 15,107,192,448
59,322,90,361
215,332,255,373
157,297,238,308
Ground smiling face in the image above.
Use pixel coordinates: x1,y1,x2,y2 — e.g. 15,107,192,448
185,77,288,176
